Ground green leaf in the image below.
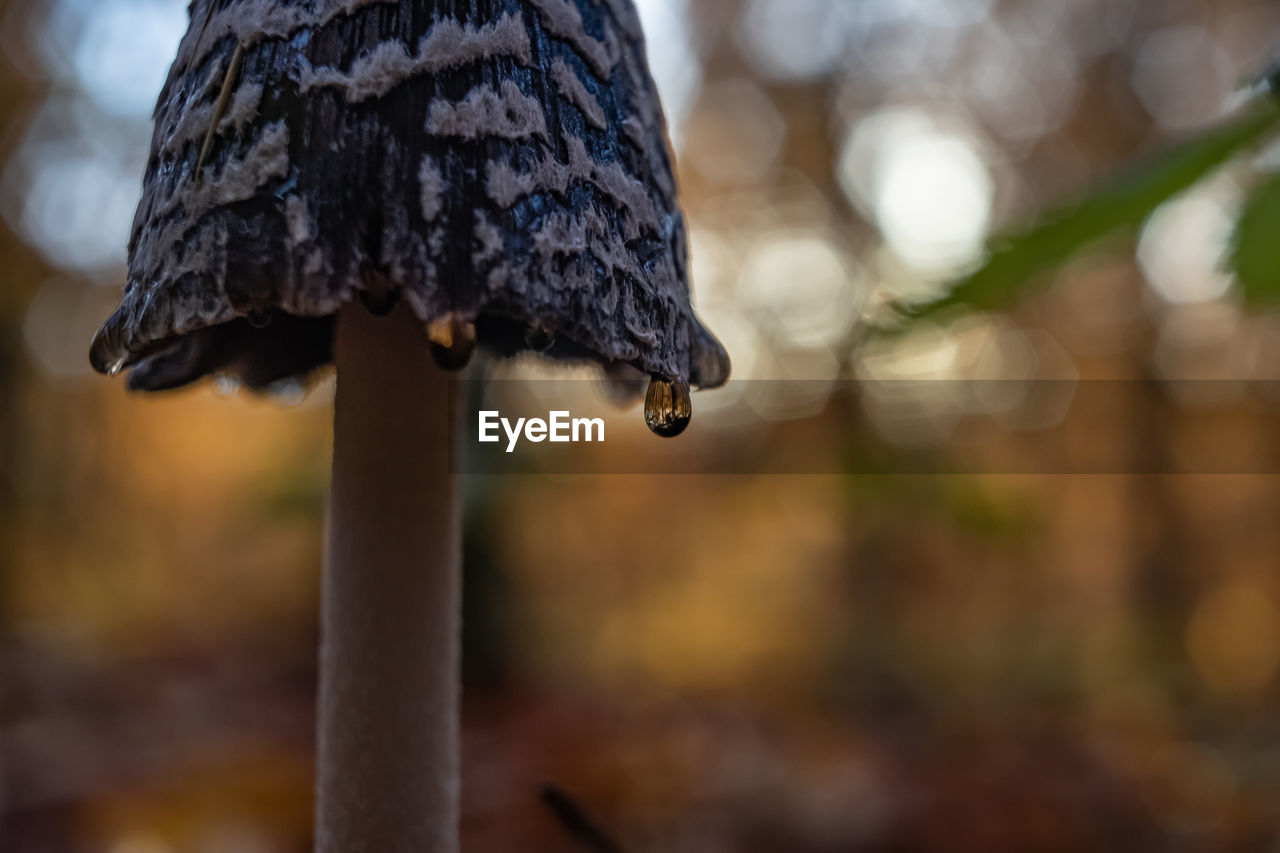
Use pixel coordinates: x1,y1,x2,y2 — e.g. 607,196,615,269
907,100,1280,320
1231,173,1280,302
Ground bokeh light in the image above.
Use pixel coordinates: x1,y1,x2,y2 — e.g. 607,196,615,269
6,0,1280,850
48,0,188,117
1138,179,1239,306
1187,578,1280,694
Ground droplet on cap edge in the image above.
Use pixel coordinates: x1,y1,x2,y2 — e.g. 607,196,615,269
88,314,128,376
644,376,692,438
427,312,477,372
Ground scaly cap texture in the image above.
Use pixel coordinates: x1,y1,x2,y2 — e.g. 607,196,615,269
90,0,729,393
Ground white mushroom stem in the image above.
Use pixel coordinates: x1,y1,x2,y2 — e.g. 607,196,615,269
318,301,461,853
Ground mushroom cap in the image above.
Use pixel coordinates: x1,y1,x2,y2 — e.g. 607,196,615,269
90,0,729,392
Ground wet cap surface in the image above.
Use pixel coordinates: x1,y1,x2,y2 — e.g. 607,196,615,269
90,0,729,392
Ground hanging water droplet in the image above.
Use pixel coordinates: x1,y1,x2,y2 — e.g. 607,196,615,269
247,310,272,329
427,313,476,372
525,323,555,352
644,377,692,438
89,312,127,376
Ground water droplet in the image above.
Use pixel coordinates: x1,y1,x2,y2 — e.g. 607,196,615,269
89,315,127,376
525,324,555,352
427,313,476,372
644,377,692,438
247,310,272,329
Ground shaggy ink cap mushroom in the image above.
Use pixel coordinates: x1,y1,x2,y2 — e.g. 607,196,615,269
89,0,730,436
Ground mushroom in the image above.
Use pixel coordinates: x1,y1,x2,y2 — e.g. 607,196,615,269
88,1,728,851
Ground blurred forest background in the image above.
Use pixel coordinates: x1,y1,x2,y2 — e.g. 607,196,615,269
7,0,1280,850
